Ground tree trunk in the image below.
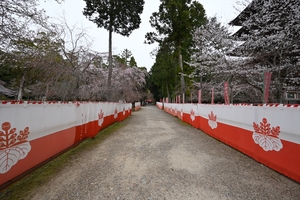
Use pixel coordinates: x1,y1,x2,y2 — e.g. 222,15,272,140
179,51,185,95
44,82,49,101
230,85,234,104
17,71,26,101
107,29,113,86
166,79,169,99
107,27,113,101
278,53,283,104
161,80,163,98
76,75,81,100
199,70,202,90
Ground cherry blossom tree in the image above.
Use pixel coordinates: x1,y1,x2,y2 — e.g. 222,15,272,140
111,66,146,102
188,17,260,103
0,0,63,52
230,0,300,103
76,58,146,102
0,0,65,100
189,0,300,104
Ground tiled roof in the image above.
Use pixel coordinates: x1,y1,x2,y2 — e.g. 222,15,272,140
0,84,16,97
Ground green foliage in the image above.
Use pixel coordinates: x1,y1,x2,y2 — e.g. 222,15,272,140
0,52,15,83
146,0,207,99
146,0,206,47
121,49,133,65
116,49,138,67
0,31,67,100
83,0,145,36
113,54,126,66
149,44,177,99
129,56,137,67
139,66,147,71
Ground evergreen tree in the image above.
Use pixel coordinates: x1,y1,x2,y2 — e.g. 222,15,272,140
121,49,133,66
145,0,206,96
129,57,137,67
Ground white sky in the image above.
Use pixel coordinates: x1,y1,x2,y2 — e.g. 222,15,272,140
39,0,242,71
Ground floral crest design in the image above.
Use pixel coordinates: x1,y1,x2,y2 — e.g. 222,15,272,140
98,109,104,126
0,122,31,174
114,108,118,119
190,109,195,121
252,118,282,151
208,111,218,129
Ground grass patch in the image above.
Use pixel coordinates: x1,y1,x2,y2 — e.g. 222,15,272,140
0,121,126,200
170,115,191,127
178,120,191,127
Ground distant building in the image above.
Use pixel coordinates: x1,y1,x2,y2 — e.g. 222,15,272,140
284,91,300,104
0,80,16,98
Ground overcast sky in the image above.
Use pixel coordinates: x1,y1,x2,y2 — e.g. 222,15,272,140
39,0,243,71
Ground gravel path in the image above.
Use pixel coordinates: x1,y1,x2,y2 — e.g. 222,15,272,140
27,105,300,200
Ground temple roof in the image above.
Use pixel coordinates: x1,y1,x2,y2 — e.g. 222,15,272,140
231,26,249,39
229,0,256,26
0,84,16,97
